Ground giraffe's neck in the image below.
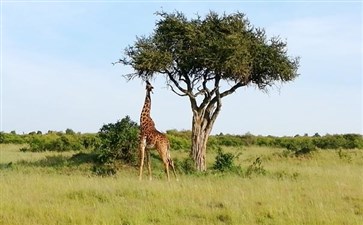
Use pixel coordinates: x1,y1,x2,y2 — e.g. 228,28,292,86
140,90,153,127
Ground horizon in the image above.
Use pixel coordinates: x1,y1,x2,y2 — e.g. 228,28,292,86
3,126,362,138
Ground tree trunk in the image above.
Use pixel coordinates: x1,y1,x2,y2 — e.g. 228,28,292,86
191,114,207,171
190,106,218,171
172,74,224,172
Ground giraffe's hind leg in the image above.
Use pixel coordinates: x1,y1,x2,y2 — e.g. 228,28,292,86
146,150,152,180
158,144,171,181
168,159,178,181
163,160,170,181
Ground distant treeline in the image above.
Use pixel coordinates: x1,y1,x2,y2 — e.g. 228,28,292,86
1,129,362,152
167,130,363,151
0,130,100,152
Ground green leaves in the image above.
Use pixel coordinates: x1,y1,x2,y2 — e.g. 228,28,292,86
120,10,299,91
97,116,139,164
122,36,172,80
213,148,236,172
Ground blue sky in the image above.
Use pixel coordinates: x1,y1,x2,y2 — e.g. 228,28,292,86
1,1,362,136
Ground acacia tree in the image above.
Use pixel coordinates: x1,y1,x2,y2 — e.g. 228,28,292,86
117,11,299,171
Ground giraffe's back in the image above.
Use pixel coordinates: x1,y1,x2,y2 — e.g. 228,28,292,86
141,128,169,149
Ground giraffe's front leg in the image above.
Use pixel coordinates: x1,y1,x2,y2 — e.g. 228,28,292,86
139,138,146,180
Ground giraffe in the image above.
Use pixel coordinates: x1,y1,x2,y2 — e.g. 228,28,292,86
138,80,178,181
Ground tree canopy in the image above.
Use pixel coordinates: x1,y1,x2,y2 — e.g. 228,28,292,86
119,11,299,95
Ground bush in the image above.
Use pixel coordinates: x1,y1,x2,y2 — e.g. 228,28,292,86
92,164,117,176
96,116,139,164
166,130,191,151
245,157,267,177
24,133,84,152
208,134,254,150
0,132,26,144
213,147,237,172
80,134,100,150
282,137,316,156
175,157,196,174
293,141,316,156
337,149,352,162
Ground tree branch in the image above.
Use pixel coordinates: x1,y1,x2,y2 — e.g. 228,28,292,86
167,72,189,95
168,84,188,97
111,59,122,66
195,86,207,97
220,82,244,98
199,74,220,110
201,74,211,98
210,84,222,124
168,71,199,112
206,79,243,110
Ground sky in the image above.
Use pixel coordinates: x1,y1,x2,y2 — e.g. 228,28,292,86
1,0,362,136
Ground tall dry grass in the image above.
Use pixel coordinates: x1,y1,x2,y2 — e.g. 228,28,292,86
1,144,362,225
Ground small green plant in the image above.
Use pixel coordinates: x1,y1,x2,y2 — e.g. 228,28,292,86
175,157,197,174
274,170,300,181
245,157,266,177
280,149,292,158
213,147,237,172
216,213,232,224
337,149,352,162
92,164,117,176
19,147,30,152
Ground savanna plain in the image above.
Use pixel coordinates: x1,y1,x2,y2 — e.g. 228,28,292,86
1,144,362,225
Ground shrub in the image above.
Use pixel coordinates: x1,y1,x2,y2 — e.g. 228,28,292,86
80,133,100,150
0,132,26,144
284,138,316,156
293,141,316,156
245,157,266,177
92,164,117,176
65,128,76,135
213,147,237,172
175,157,196,174
337,149,352,162
166,129,191,151
342,134,363,149
208,134,254,150
24,133,83,152
96,116,139,165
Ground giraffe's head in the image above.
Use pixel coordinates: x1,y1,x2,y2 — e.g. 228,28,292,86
146,80,154,94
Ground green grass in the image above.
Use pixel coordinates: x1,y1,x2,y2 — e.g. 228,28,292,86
1,144,362,225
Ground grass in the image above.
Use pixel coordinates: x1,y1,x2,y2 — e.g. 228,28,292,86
1,144,363,225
